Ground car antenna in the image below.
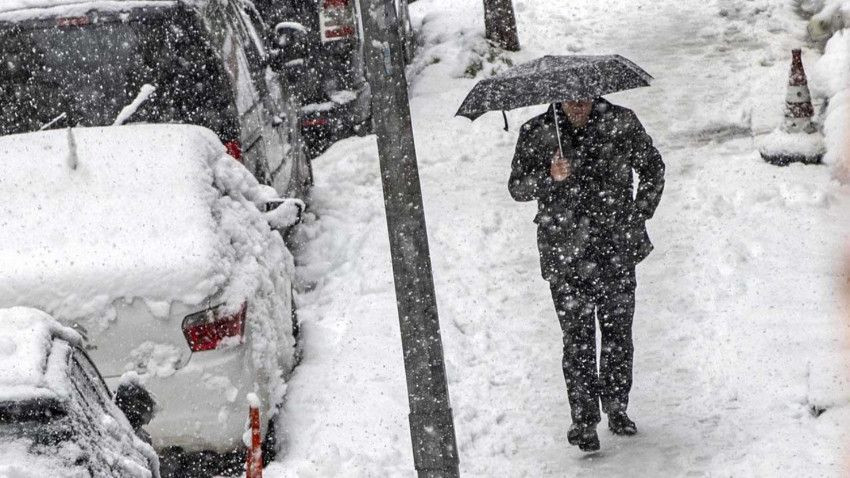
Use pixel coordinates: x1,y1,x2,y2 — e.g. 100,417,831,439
66,127,79,171
39,112,67,131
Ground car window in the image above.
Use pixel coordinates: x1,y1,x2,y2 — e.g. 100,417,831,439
69,350,112,412
221,24,262,116
0,11,240,140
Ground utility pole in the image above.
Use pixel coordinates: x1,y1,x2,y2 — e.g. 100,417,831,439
483,0,520,51
358,0,460,477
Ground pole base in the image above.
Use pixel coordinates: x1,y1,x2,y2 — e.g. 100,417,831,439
760,151,823,166
409,409,460,478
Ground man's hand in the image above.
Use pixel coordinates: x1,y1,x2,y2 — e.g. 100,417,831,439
550,156,571,182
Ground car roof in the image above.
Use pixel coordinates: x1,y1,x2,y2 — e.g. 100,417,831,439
0,125,229,321
0,307,80,402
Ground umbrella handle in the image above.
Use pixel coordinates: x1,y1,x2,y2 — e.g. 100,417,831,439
552,104,565,159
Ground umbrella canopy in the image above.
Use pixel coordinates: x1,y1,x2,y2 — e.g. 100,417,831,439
455,55,653,120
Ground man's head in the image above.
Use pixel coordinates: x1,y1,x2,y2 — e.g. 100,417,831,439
562,100,594,127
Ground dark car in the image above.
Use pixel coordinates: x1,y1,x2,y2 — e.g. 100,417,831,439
0,0,312,200
256,0,415,157
0,307,159,478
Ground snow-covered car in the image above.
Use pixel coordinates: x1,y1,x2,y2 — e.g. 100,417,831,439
0,0,312,201
255,0,415,157
0,307,159,478
0,125,301,469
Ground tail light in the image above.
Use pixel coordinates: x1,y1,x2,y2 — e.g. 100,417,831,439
320,0,357,42
57,16,90,27
182,303,247,352
302,117,330,128
224,140,243,163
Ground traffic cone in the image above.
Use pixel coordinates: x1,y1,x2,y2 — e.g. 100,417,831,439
759,49,825,166
246,394,263,478
783,49,816,134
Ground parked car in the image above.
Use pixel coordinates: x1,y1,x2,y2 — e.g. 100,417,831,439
0,307,160,478
0,124,302,475
0,0,312,200
255,0,415,156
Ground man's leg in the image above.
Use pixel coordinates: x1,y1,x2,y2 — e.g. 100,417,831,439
549,280,601,428
598,268,637,431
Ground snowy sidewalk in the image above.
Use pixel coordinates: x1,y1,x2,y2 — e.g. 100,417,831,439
269,0,850,476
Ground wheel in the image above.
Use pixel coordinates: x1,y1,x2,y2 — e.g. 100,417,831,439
262,411,279,465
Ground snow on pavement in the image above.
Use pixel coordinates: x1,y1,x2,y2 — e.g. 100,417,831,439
270,0,850,475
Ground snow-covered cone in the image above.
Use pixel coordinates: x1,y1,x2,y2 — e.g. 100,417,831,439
759,49,825,166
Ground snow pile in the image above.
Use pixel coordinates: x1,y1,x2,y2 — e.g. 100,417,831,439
757,129,826,158
0,307,80,402
805,0,850,40
811,29,850,179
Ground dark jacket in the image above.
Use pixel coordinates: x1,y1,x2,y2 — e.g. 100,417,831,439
509,99,665,284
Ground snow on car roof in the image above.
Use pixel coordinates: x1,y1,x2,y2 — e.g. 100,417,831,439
0,124,228,324
0,307,80,402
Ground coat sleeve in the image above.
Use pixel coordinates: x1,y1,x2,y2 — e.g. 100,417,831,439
508,122,565,202
623,111,665,220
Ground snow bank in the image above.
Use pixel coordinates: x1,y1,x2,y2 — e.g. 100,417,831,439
811,29,850,180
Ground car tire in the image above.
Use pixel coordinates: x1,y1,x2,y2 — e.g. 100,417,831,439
262,412,279,466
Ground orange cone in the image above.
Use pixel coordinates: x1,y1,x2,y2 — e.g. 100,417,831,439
759,49,824,166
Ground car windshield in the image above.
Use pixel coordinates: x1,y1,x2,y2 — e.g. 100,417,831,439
0,11,238,139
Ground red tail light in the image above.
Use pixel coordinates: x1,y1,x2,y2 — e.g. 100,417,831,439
302,117,330,128
224,140,243,163
320,0,357,42
182,303,247,352
57,16,90,27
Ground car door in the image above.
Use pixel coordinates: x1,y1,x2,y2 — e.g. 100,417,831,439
209,2,270,184
232,1,308,198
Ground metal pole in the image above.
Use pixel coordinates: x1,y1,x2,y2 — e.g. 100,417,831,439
357,0,460,476
552,104,564,159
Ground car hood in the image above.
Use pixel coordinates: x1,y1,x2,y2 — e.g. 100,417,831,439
0,125,228,323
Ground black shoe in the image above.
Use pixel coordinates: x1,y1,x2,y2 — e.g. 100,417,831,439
567,424,600,452
608,412,637,436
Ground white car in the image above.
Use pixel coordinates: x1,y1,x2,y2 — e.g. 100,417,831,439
0,125,301,463
0,307,159,478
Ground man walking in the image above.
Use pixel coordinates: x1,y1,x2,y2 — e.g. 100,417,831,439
509,98,664,452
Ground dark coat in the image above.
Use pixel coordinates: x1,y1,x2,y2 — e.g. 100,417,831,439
509,99,665,284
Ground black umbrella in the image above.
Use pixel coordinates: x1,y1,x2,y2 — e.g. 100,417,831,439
456,54,653,157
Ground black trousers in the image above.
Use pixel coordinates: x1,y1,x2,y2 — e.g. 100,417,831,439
549,267,636,426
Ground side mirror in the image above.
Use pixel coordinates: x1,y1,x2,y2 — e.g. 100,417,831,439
115,379,157,431
266,198,305,231
270,22,309,75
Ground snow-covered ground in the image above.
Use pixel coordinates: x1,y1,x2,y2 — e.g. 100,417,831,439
269,0,850,475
